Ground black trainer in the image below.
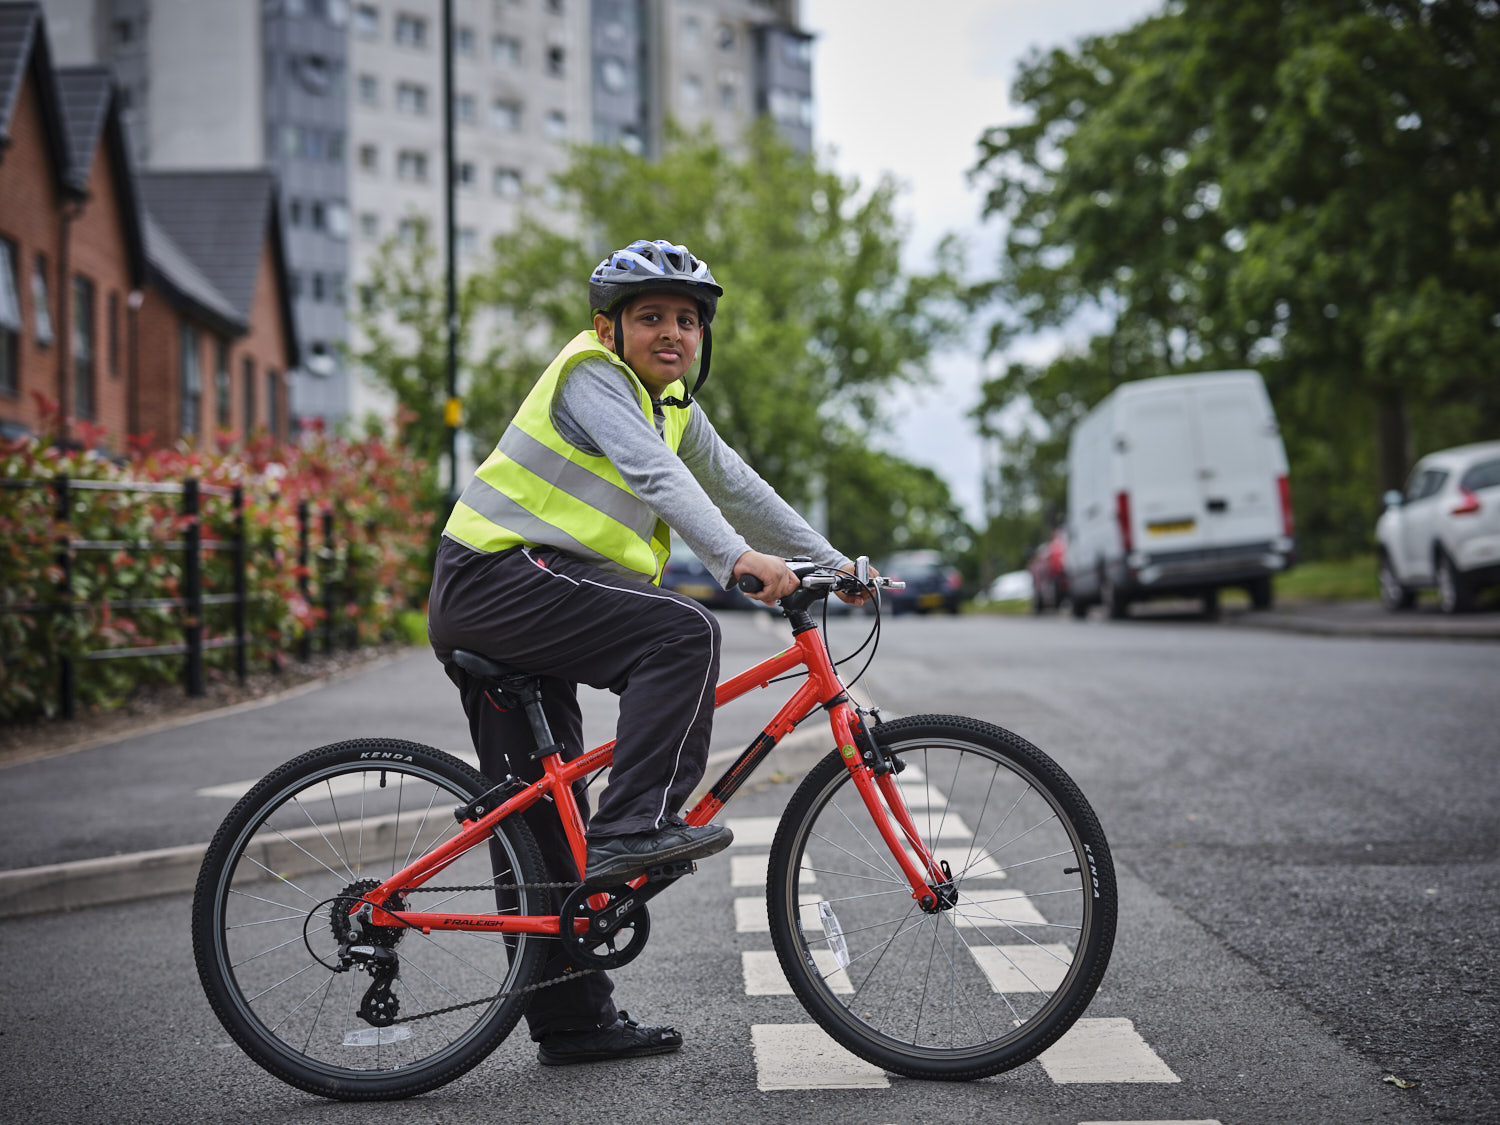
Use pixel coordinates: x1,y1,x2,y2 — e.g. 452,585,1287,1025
537,1011,683,1066
583,822,733,886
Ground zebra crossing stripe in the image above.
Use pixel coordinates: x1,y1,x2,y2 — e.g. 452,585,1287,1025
1038,1018,1181,1083
734,893,822,933
750,1024,889,1090
724,816,780,847
1078,1121,1222,1124
742,949,853,995
967,943,1074,992
731,853,817,887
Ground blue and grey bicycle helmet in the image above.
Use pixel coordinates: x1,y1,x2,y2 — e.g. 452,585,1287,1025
589,239,724,406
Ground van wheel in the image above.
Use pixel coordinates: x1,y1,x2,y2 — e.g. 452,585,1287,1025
1103,576,1130,620
1202,588,1220,618
1436,551,1474,614
1247,577,1274,611
1377,551,1415,611
1070,596,1089,621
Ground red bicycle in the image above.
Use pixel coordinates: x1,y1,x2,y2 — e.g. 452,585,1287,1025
192,559,1117,1099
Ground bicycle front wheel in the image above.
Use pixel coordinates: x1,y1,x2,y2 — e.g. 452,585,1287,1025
767,714,1116,1080
192,739,549,1100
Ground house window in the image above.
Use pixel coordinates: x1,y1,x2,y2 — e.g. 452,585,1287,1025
681,75,702,108
395,13,427,47
266,369,280,436
357,73,378,104
492,167,522,198
288,197,303,226
179,323,200,436
397,150,429,182
458,227,479,257
457,160,476,189
358,212,379,238
32,255,53,346
491,35,520,67
398,218,420,245
358,143,378,172
242,356,256,430
216,340,231,429
0,239,19,397
289,272,302,299
327,201,349,239
543,109,566,139
455,92,477,124
491,100,521,132
396,81,429,115
311,273,325,302
310,200,326,230
354,3,377,37
719,81,737,109
108,291,120,378
545,0,564,13
717,23,736,50
455,24,476,56
546,46,565,77
72,276,95,420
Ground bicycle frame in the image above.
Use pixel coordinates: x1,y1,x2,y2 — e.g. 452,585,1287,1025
357,618,944,935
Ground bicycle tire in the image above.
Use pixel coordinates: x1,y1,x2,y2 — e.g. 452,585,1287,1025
192,738,549,1100
767,714,1116,1080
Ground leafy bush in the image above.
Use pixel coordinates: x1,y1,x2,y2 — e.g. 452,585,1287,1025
0,408,433,721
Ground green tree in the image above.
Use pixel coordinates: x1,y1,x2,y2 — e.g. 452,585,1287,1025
467,119,970,553
970,0,1500,558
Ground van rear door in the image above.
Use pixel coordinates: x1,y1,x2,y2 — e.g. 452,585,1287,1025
1121,391,1210,553
1193,380,1279,549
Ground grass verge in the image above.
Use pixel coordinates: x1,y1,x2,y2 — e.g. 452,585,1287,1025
397,609,428,647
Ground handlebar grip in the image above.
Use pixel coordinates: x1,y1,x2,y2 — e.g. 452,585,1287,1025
735,574,765,593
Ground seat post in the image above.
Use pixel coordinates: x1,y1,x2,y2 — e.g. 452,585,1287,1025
502,674,564,759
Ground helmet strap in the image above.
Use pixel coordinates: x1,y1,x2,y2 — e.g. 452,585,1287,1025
657,322,710,409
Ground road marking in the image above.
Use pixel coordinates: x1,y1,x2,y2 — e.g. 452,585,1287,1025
742,949,854,995
967,943,1074,992
887,810,972,839
197,751,481,800
950,889,1049,928
731,853,816,887
1078,1121,1221,1124
750,1023,889,1090
899,845,1007,880
725,816,780,847
735,893,823,933
1037,1018,1181,1084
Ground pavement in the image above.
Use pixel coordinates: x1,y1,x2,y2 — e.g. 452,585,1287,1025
1,599,1494,923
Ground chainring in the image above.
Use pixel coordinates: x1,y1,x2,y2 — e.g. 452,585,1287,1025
558,883,652,970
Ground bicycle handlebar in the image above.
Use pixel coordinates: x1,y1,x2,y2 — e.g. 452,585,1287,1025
733,557,905,597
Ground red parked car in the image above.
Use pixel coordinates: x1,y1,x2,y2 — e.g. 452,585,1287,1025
1028,530,1070,613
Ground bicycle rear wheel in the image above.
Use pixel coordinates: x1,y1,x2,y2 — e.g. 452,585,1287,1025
192,739,549,1100
767,714,1116,1080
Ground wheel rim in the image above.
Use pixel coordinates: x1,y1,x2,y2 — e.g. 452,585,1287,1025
206,761,539,1081
1379,561,1402,607
780,737,1100,1060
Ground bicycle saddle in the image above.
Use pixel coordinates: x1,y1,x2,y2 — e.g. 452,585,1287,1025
450,649,525,686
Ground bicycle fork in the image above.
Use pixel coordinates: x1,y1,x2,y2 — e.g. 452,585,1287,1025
829,703,955,913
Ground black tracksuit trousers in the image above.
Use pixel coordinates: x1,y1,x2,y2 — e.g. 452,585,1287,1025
427,537,722,1038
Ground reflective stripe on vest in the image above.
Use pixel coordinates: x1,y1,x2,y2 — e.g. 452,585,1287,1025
444,331,691,582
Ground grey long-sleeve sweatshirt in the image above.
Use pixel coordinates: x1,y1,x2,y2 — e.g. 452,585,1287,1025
552,356,850,588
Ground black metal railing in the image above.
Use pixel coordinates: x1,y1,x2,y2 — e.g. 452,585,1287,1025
1,474,355,720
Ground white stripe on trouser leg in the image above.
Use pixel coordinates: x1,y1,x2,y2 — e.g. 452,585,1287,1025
567,571,717,830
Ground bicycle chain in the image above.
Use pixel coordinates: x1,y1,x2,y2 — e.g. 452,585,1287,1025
356,881,593,1026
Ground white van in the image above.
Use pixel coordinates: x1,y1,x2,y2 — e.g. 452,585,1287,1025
1065,370,1295,618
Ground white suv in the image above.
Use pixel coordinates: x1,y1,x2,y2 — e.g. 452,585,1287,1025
1376,441,1500,613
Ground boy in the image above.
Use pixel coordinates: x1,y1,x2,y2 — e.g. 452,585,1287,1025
428,239,866,1064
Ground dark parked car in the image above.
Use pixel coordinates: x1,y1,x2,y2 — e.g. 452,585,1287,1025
1027,529,1070,613
661,539,739,610
877,549,964,615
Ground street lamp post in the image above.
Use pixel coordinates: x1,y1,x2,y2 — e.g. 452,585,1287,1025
442,0,460,505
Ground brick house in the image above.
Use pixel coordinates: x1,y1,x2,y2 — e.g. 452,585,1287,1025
0,2,297,453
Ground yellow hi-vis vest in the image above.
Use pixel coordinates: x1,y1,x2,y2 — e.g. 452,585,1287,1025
444,331,692,583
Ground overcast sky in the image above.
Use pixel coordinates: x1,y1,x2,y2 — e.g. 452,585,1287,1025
800,0,1163,524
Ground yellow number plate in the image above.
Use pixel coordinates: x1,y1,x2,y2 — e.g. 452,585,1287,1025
1147,519,1196,535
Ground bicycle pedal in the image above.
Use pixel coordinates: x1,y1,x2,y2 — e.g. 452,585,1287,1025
645,860,696,882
